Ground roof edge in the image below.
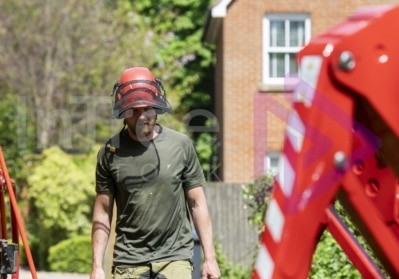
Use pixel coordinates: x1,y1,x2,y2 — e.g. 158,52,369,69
211,0,233,17
202,0,234,44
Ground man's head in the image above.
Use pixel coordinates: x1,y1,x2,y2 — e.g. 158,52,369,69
112,67,172,119
124,106,158,141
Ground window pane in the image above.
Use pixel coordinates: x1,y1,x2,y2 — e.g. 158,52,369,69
269,53,285,77
289,21,305,46
265,151,280,175
264,14,310,81
289,53,298,74
270,20,285,47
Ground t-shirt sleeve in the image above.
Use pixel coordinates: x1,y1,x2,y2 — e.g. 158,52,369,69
181,137,206,190
95,145,116,194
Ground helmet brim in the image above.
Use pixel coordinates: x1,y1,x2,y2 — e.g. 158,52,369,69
112,100,172,119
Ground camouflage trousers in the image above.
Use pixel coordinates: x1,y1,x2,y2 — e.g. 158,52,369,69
112,260,193,279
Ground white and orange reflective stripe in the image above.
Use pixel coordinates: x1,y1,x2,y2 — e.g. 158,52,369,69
252,56,321,279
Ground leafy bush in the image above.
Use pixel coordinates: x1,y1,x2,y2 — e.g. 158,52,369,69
27,146,96,236
311,201,388,278
48,235,92,273
26,145,98,269
310,230,361,278
242,173,274,235
215,242,251,279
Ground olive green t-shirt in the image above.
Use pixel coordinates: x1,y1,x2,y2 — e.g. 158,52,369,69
96,125,205,266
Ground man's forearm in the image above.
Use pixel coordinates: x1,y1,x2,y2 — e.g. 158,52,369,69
91,193,114,270
191,203,216,260
91,221,111,269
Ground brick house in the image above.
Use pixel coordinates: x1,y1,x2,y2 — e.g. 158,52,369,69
203,0,397,183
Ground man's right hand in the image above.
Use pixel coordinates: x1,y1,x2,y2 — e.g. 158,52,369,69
90,267,106,279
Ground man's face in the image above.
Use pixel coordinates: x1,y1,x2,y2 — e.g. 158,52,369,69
124,107,157,141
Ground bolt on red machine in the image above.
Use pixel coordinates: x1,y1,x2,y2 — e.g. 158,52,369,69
0,147,37,279
252,4,399,279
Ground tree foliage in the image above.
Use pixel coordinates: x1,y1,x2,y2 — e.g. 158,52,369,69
0,94,35,183
0,0,154,150
130,0,218,175
132,0,215,124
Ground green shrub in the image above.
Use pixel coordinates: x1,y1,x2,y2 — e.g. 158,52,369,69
215,242,251,279
27,146,97,269
242,173,274,235
310,230,361,278
48,235,91,273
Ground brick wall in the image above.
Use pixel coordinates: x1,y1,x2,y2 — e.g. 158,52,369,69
221,0,263,183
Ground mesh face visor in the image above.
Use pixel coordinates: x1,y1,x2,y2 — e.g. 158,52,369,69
112,79,172,119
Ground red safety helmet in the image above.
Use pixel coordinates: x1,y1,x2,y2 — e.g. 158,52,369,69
111,67,172,118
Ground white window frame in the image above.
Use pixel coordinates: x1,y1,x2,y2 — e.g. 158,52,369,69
264,151,281,175
262,13,311,86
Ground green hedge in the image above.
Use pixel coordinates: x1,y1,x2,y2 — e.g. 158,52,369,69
48,235,91,273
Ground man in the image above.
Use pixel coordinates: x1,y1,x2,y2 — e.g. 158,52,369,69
90,67,220,279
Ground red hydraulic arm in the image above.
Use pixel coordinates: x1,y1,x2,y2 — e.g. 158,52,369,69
0,146,38,279
252,4,399,279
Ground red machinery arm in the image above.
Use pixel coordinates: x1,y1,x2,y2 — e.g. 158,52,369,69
0,146,38,279
252,4,399,279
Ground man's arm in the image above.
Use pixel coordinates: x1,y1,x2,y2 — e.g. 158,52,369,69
90,193,114,279
186,186,220,279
